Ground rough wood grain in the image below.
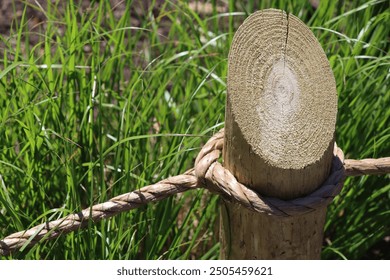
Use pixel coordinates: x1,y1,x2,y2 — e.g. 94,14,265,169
221,9,338,259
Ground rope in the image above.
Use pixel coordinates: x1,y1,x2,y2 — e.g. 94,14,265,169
344,157,390,176
1,128,389,256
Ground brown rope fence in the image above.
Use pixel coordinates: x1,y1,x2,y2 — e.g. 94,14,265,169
1,128,390,256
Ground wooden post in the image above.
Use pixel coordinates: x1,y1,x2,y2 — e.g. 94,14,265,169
221,9,337,259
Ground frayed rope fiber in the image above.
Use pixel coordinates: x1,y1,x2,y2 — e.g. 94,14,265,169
1,128,390,256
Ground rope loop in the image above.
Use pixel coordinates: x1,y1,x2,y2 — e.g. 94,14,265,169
194,128,346,217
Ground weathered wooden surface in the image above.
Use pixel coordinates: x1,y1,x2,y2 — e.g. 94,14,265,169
221,9,338,259
220,203,327,259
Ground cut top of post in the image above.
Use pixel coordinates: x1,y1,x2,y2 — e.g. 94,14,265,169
224,9,337,199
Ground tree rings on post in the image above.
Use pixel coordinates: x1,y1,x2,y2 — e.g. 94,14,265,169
224,9,337,199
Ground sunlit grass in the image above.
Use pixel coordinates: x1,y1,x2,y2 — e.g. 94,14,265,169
0,0,388,259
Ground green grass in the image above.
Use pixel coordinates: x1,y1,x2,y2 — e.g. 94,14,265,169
0,0,389,259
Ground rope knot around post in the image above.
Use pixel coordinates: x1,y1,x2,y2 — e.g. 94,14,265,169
194,128,346,217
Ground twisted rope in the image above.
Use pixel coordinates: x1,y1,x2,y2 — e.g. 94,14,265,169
1,128,390,256
344,157,390,176
195,130,347,216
